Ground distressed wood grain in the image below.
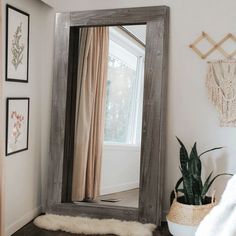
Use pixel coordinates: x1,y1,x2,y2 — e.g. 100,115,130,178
70,6,168,27
47,203,138,221
139,14,169,225
46,13,70,208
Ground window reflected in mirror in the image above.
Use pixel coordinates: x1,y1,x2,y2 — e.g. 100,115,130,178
105,27,145,145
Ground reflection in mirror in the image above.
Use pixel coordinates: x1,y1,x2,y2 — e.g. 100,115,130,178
72,25,146,208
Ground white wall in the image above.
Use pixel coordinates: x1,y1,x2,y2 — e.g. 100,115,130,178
100,145,140,195
2,0,54,235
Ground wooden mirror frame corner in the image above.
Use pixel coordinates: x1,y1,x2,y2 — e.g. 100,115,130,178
46,6,169,226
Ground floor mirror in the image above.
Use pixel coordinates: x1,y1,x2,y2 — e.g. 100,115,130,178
46,6,169,226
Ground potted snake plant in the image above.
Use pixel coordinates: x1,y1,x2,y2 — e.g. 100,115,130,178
166,137,232,236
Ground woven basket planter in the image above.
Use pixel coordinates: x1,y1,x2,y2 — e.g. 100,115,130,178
166,197,216,236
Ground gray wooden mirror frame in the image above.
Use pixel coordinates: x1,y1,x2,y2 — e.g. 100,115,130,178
46,6,169,226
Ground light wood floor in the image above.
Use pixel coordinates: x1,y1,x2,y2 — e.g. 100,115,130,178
97,188,139,208
74,188,139,208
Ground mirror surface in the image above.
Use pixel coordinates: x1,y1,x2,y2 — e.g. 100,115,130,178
72,25,146,208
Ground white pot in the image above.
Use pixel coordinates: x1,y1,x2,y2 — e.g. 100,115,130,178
167,219,197,236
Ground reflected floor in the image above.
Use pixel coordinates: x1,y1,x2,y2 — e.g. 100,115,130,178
97,188,139,208
74,188,139,208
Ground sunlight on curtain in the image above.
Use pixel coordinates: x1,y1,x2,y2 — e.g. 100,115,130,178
72,27,109,201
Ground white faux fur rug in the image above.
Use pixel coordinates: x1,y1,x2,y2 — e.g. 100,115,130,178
34,214,156,236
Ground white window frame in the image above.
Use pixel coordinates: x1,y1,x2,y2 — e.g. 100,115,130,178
104,27,145,146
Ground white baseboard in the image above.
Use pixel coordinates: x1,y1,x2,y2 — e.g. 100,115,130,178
101,182,139,195
5,206,42,236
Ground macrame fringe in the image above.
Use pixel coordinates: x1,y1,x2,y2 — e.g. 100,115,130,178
206,60,236,127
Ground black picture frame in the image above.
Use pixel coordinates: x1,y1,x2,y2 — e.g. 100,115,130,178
6,4,30,83
6,97,30,156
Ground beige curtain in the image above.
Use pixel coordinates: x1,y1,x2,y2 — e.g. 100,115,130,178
72,27,109,201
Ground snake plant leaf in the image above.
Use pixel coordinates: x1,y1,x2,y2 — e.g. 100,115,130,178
182,181,190,204
176,174,188,200
199,147,223,157
175,177,183,191
189,143,202,178
189,143,203,192
170,190,175,205
189,142,198,160
201,173,233,197
173,138,231,206
201,171,213,198
194,194,201,205
176,137,189,172
192,176,203,205
182,170,194,204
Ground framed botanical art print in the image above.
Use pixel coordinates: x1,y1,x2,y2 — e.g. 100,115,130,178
6,98,30,156
6,5,30,82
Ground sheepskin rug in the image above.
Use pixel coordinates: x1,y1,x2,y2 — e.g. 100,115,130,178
34,214,156,236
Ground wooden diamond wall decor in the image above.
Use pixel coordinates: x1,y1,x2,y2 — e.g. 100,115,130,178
189,32,236,59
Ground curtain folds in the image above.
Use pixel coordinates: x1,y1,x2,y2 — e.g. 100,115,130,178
72,27,109,201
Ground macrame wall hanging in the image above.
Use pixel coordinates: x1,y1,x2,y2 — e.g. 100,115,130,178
190,32,236,126
206,60,236,126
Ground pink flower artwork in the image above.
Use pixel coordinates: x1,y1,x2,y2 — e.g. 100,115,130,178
10,111,25,144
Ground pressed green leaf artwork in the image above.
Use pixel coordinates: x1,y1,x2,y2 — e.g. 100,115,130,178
11,22,24,70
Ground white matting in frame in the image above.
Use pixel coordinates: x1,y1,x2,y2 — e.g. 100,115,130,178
6,5,29,82
6,98,30,156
